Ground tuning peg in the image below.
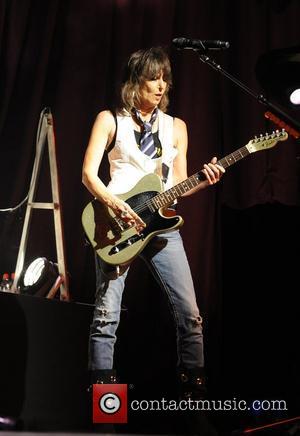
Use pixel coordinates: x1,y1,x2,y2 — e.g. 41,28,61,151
265,132,269,138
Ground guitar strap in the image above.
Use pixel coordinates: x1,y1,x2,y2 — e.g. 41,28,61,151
159,115,175,185
161,163,169,184
106,109,118,153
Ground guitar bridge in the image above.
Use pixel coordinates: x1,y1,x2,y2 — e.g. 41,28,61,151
111,216,131,234
109,233,144,255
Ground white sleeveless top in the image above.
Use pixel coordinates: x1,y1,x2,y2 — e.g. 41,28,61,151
106,109,178,194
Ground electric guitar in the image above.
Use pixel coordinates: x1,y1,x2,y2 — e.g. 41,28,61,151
82,130,288,266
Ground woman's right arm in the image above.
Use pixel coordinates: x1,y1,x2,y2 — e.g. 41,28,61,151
82,111,145,231
82,110,116,205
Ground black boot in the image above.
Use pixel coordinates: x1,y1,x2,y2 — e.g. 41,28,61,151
177,368,218,436
178,367,207,401
86,369,117,433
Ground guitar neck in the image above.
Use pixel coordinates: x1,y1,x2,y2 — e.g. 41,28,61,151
150,145,250,210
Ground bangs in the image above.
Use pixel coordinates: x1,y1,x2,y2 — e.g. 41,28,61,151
138,49,172,85
142,60,172,83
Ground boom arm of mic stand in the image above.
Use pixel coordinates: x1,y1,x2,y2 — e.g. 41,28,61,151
198,53,300,135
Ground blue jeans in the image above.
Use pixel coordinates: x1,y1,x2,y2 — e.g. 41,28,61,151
88,230,204,370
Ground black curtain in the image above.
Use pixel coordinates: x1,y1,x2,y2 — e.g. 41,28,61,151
0,0,299,430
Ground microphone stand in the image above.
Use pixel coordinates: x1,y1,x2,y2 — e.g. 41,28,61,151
197,52,300,139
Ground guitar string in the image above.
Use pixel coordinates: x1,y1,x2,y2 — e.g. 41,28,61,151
129,150,243,216
130,175,199,215
131,187,179,215
133,203,150,214
124,134,284,216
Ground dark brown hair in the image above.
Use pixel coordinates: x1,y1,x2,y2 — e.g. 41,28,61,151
120,46,172,114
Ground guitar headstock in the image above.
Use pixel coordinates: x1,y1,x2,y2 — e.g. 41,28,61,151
246,129,288,153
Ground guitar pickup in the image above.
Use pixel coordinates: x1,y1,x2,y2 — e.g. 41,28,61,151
109,233,144,255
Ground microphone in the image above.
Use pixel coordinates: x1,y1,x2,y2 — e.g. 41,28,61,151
172,37,230,51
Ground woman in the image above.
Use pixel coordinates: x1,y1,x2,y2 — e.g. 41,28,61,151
82,46,225,395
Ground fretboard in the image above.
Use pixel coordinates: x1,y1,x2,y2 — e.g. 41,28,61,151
149,145,250,211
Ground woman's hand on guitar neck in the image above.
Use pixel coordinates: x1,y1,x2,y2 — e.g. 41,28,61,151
106,194,146,233
202,156,225,185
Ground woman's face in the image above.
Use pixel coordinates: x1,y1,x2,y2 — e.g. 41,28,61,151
138,71,167,111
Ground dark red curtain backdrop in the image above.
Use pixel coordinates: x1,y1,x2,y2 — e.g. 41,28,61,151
0,1,299,403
